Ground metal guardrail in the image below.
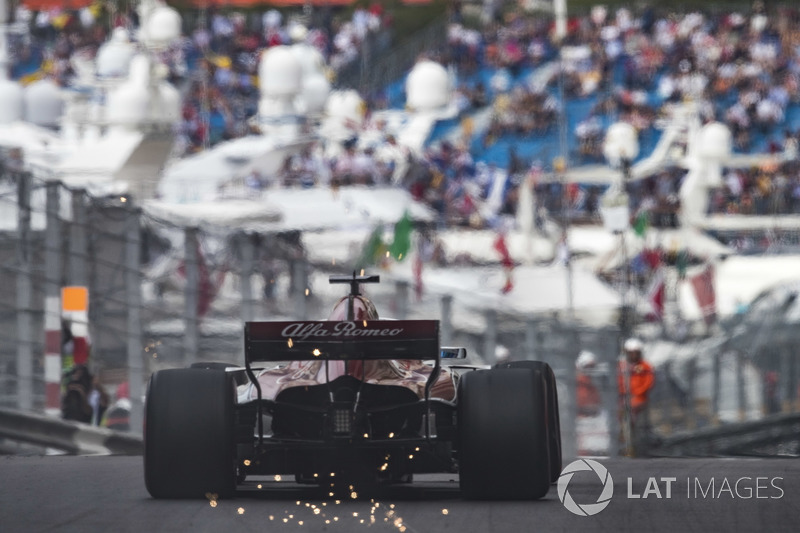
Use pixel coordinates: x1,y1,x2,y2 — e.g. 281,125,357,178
650,412,800,456
0,407,143,455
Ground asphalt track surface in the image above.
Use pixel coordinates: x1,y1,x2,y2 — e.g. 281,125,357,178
1,456,798,533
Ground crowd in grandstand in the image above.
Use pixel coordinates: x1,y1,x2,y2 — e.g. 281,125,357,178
435,2,800,224
5,2,800,229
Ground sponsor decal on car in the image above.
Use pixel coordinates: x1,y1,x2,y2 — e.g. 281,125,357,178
280,322,404,340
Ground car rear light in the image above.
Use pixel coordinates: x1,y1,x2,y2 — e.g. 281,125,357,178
332,408,352,435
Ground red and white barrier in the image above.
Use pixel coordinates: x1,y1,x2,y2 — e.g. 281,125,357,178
44,296,61,417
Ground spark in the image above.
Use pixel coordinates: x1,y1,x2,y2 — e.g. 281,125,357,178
334,517,339,522
283,518,288,523
398,253,403,260
351,491,358,499
353,512,359,517
209,501,217,508
388,432,394,438
305,288,309,296
325,520,330,524
408,454,414,459
329,492,335,497
120,197,127,203
287,338,293,348
313,508,321,515
237,508,244,515
385,251,390,258
298,521,304,526
380,463,388,471
363,320,368,327
257,484,262,489
313,348,321,357
364,433,369,439
360,269,365,276
442,509,449,515
274,475,282,481
243,459,250,466
269,515,274,520
415,447,420,451
313,473,319,478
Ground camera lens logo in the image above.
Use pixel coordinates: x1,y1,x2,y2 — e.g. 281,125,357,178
557,459,614,516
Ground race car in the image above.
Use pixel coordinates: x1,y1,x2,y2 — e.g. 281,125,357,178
144,273,561,500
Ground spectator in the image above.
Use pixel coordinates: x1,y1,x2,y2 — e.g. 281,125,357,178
62,364,93,424
576,350,602,417
618,337,655,456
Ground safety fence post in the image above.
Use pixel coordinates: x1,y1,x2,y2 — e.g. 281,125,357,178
292,259,308,320
240,232,256,324
43,181,62,416
482,309,497,364
736,352,746,422
126,205,144,434
183,227,199,367
16,171,33,411
439,295,453,347
395,280,409,320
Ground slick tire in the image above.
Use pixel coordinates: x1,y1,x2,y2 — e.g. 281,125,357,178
495,360,562,482
144,368,236,499
458,368,550,500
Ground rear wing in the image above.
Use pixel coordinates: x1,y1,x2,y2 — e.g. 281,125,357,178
245,320,440,364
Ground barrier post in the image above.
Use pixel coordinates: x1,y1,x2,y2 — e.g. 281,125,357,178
44,181,62,416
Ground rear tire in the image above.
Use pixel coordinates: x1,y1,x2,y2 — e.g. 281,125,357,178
495,360,562,482
458,368,550,500
144,368,237,499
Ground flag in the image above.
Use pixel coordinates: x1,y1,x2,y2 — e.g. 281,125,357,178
177,234,224,318
413,253,424,301
642,248,662,269
493,234,514,269
647,268,666,321
358,225,386,267
389,211,413,261
570,185,588,211
633,210,649,237
676,249,688,280
494,234,515,293
690,263,716,324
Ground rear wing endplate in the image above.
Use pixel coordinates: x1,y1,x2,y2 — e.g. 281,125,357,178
245,320,440,364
